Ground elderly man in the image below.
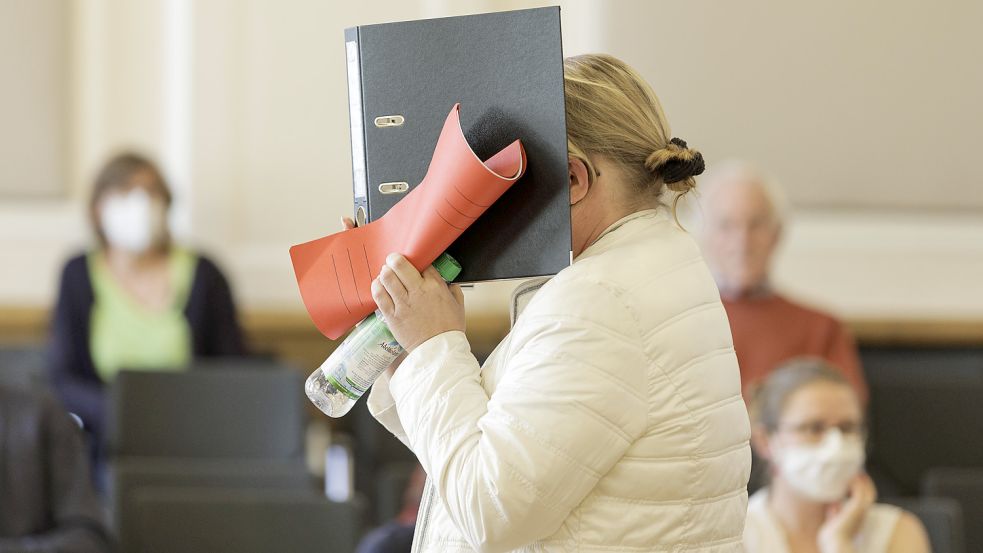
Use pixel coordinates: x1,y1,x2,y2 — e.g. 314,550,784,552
698,161,867,401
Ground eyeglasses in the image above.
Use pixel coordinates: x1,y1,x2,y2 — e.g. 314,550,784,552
777,420,866,443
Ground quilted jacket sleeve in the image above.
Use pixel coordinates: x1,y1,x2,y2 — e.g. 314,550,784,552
387,278,649,552
366,369,410,448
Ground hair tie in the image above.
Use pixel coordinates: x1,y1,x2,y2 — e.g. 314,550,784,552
669,137,688,149
657,137,705,184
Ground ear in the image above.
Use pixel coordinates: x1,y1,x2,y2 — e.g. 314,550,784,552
569,157,591,206
770,221,783,248
750,423,774,462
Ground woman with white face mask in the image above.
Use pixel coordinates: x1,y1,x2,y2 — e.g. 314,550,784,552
46,152,245,486
745,359,930,553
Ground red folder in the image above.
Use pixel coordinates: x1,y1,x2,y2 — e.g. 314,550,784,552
290,104,526,339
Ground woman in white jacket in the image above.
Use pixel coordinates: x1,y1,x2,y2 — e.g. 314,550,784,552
368,54,752,552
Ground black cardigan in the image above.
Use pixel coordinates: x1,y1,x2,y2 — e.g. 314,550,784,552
46,252,246,444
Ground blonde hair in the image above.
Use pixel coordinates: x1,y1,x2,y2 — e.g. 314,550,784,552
563,54,704,219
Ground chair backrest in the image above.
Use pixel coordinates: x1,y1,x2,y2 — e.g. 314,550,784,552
861,346,983,494
883,497,966,553
108,457,315,551
108,368,304,458
0,344,47,392
923,467,983,553
374,462,417,524
132,488,357,553
189,355,289,371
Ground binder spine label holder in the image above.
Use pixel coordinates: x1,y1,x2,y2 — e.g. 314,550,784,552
345,37,368,212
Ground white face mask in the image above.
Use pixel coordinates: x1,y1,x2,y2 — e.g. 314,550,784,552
772,428,866,503
99,188,167,253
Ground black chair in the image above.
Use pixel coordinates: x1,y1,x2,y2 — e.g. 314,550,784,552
883,497,965,553
861,346,983,494
108,369,315,552
0,344,47,392
108,368,305,459
132,488,357,553
374,462,417,524
189,355,286,371
923,467,983,553
109,457,315,552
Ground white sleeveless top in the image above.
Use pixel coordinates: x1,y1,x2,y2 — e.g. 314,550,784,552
744,489,902,553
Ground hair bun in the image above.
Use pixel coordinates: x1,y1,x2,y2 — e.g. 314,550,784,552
645,137,705,191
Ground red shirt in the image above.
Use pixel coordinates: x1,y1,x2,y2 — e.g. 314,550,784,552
721,293,868,403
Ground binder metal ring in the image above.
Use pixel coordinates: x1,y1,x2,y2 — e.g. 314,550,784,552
374,115,405,128
378,182,409,194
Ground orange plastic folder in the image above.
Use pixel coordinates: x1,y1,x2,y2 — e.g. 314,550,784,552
289,103,527,339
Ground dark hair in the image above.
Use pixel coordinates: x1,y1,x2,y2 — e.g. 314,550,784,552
89,152,172,248
750,357,857,433
646,138,705,190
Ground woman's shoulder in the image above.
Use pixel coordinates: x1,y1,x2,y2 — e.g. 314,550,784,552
742,489,789,552
744,488,776,525
182,249,239,308
184,249,228,283
60,251,90,276
857,503,929,553
882,507,930,552
56,251,96,294
506,271,643,353
862,501,904,530
525,268,629,319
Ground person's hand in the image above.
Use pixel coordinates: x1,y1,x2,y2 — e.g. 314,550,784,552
371,253,465,353
337,218,418,374
818,474,877,553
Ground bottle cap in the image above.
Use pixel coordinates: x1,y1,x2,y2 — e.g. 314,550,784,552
432,253,462,282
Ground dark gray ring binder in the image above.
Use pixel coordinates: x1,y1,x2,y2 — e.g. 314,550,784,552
344,7,571,283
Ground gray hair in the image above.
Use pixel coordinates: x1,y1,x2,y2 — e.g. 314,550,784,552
698,159,790,227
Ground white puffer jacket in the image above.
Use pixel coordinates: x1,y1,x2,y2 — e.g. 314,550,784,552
368,208,751,552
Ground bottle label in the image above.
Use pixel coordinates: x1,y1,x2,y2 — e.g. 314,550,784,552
323,316,403,401
307,254,459,414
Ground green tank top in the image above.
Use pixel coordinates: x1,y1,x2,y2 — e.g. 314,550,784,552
88,249,195,382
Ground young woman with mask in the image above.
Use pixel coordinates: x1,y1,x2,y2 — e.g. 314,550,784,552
745,359,929,552
47,152,245,481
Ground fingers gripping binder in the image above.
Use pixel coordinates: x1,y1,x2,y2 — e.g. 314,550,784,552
290,104,526,340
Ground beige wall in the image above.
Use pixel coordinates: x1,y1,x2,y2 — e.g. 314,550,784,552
602,0,983,211
0,0,71,197
1,0,981,326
